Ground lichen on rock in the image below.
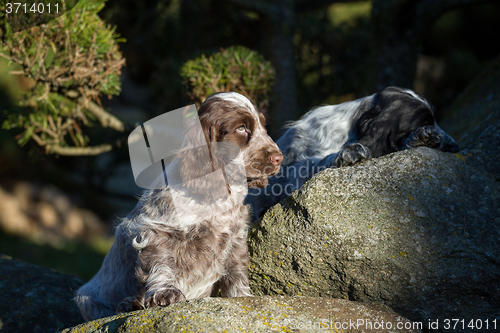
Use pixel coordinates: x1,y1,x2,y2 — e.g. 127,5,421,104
248,147,500,327
62,296,421,332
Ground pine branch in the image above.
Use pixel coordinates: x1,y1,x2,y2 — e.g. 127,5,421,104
31,132,126,156
62,90,125,132
47,143,114,156
80,97,126,132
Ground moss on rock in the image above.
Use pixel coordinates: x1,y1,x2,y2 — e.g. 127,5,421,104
248,147,500,328
62,296,421,332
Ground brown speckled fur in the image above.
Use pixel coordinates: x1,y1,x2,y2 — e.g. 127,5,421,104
74,92,282,321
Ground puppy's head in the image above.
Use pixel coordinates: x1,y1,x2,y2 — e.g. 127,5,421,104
357,87,458,156
178,92,282,193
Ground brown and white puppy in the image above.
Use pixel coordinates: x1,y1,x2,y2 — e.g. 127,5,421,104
75,92,282,321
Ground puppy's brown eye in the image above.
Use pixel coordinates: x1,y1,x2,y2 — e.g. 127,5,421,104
236,125,246,133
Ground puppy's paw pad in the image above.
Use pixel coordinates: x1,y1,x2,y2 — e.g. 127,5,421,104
406,126,441,149
335,143,372,167
145,288,186,308
117,296,144,313
116,302,133,314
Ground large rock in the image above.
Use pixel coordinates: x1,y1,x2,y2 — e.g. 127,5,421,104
248,147,500,330
248,58,500,331
440,55,500,179
62,296,421,332
0,258,418,333
0,254,85,333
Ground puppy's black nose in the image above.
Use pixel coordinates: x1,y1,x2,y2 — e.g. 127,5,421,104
270,153,283,166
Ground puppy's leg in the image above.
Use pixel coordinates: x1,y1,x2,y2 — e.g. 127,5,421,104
334,143,372,167
75,228,139,320
220,233,252,297
137,251,186,308
74,292,116,321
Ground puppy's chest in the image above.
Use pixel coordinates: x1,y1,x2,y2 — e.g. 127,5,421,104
172,219,244,299
174,219,244,276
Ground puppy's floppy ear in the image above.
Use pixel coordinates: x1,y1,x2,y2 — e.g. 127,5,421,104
176,116,229,202
177,118,211,178
206,123,227,172
356,110,400,157
356,92,407,157
355,103,397,157
356,105,381,136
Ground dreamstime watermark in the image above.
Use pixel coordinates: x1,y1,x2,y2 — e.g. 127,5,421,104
286,318,423,331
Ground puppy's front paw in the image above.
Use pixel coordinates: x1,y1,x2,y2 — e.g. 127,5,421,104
117,295,144,313
404,126,441,149
335,143,372,167
145,288,186,308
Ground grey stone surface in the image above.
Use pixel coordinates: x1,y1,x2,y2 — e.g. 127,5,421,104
62,296,421,332
248,147,500,331
440,55,500,180
0,254,85,333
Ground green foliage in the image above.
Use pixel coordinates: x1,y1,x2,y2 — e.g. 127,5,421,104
0,0,125,152
180,46,274,111
327,1,371,27
295,8,371,107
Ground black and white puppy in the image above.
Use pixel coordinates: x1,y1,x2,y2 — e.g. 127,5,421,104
246,86,459,221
